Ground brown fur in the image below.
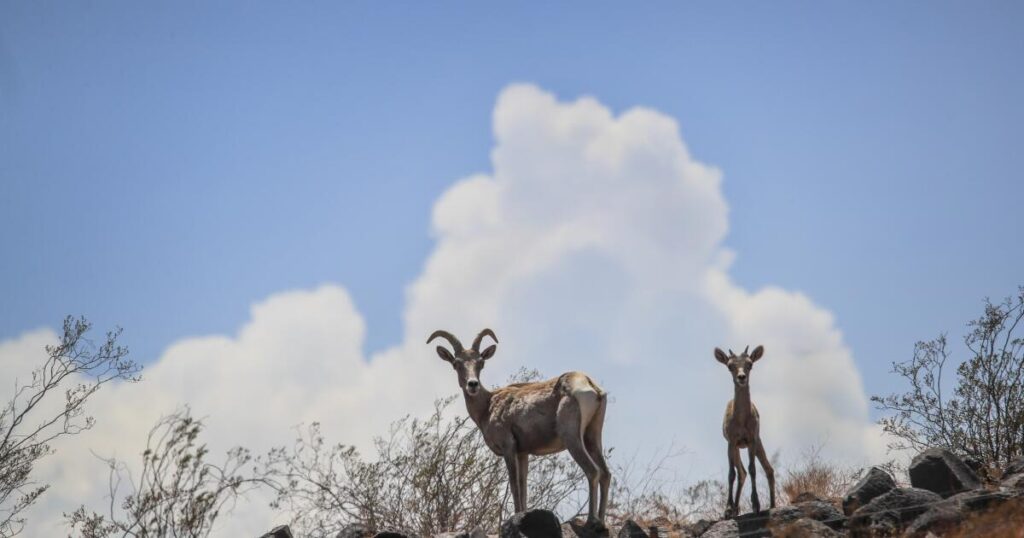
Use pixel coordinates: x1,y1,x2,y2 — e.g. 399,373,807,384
430,330,610,525
715,346,776,518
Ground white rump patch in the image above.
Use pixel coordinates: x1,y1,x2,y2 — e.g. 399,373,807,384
566,375,602,432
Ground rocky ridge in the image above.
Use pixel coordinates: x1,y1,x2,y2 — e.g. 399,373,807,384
259,448,1024,538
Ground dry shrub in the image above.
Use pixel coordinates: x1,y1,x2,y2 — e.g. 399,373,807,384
780,444,858,504
606,445,731,530
259,370,588,537
943,498,1024,538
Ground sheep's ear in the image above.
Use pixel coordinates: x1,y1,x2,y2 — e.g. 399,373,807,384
750,345,765,362
714,348,729,364
436,346,455,363
480,344,497,360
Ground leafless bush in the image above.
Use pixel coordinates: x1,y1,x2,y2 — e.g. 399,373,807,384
779,444,858,504
67,409,264,538
0,316,140,537
604,445,730,528
873,287,1024,472
259,373,586,536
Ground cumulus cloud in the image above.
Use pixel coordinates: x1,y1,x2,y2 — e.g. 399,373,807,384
7,84,885,536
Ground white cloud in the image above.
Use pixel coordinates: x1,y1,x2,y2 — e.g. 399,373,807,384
7,84,886,536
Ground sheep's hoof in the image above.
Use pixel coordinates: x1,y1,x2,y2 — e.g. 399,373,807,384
569,518,608,537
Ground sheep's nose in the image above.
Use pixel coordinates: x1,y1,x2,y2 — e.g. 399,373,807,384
467,380,480,389
737,374,747,381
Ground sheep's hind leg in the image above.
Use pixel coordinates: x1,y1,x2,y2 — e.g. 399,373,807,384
558,398,601,524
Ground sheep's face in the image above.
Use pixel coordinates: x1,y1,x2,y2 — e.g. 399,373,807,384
429,329,498,397
437,346,495,396
714,345,764,388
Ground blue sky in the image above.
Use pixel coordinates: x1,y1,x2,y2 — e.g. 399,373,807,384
3,1,1023,408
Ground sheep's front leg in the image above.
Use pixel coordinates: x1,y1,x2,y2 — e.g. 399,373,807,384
504,452,522,513
725,445,737,518
748,446,760,514
517,452,529,510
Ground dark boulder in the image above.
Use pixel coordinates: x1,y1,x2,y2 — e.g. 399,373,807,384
848,487,943,537
902,502,963,537
500,509,563,538
616,520,649,538
733,511,770,538
568,518,609,538
842,467,896,515
260,526,293,538
908,448,981,498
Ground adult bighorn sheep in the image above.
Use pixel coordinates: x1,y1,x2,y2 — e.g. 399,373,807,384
428,329,610,526
715,345,776,517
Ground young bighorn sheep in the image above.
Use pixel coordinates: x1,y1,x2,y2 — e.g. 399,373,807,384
715,345,776,517
428,329,610,525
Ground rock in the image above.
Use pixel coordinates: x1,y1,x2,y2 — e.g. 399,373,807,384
568,518,609,538
337,524,373,538
769,500,844,529
1004,456,1024,477
795,500,844,524
374,533,411,538
908,448,981,498
768,506,803,526
947,487,1018,512
848,487,943,536
499,510,563,538
616,520,648,538
962,455,989,481
260,526,294,538
733,512,771,538
770,517,842,537
701,519,739,538
902,502,963,537
1001,472,1024,489
842,467,896,515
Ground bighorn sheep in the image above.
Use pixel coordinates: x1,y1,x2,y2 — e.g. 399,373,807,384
715,345,776,517
428,329,610,525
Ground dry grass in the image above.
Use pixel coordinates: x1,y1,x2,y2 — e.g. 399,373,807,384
780,445,858,505
942,498,1024,538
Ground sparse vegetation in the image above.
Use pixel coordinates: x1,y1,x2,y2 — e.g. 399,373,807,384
873,287,1024,473
0,317,140,537
257,370,588,537
779,444,858,504
67,410,264,538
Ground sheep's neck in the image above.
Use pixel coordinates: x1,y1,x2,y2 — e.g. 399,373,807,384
464,387,493,428
733,382,753,424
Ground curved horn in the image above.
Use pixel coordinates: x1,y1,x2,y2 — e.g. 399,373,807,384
472,328,499,352
427,330,464,354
